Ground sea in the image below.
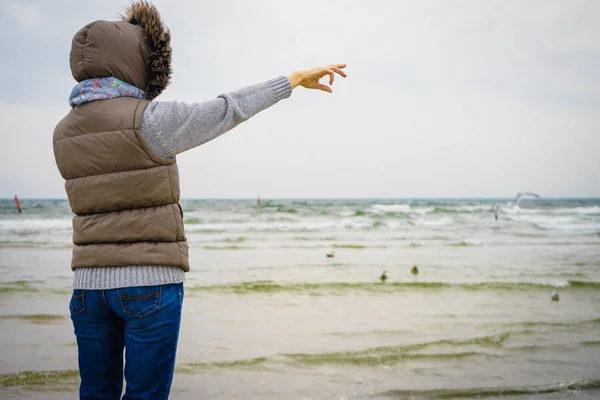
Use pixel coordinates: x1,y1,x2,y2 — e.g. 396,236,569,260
0,198,599,399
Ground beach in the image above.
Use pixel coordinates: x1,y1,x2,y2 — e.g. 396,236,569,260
1,198,599,399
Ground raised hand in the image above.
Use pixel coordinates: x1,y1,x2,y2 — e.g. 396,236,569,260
287,64,347,93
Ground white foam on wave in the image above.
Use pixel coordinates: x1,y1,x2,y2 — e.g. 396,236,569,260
337,210,357,217
456,237,484,246
369,204,412,213
0,218,73,244
504,205,600,216
413,207,436,215
414,217,454,227
384,220,414,230
0,218,72,233
368,204,434,215
185,218,375,233
454,204,495,212
551,206,600,215
339,218,374,230
510,214,600,234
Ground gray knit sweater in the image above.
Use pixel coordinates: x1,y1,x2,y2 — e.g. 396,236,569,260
73,76,292,289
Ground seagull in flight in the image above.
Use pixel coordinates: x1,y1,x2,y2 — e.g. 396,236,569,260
493,192,540,220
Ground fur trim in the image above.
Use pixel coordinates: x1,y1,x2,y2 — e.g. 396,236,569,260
123,1,172,100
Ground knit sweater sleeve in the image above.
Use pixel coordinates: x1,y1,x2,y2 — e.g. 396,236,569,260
139,76,292,158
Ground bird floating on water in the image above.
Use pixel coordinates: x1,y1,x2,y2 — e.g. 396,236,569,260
493,192,540,220
411,265,419,275
380,270,388,283
551,288,560,302
326,251,335,258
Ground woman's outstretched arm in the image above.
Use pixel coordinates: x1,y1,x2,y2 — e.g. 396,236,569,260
140,64,346,159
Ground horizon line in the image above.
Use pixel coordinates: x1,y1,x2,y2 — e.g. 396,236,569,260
3,196,600,201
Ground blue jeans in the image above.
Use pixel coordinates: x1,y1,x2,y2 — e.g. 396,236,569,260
70,283,184,400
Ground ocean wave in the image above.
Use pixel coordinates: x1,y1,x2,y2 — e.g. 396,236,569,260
2,201,598,239
455,204,495,212
368,204,435,215
511,207,600,219
282,351,484,366
381,379,600,399
568,280,600,288
182,332,508,369
432,207,462,214
0,370,80,387
551,206,600,215
0,286,70,295
0,240,72,249
365,204,600,218
279,245,329,249
1,329,507,383
0,219,72,232
448,239,482,247
274,206,297,213
5,368,598,396
415,217,454,226
185,280,600,295
369,204,412,213
433,205,492,214
333,319,600,336
0,218,74,247
186,219,377,232
222,236,247,243
509,214,600,233
421,236,451,241
331,244,367,249
505,318,600,329
202,245,255,250
0,280,70,295
177,357,270,372
338,210,358,217
0,314,67,323
0,343,485,386
292,236,336,241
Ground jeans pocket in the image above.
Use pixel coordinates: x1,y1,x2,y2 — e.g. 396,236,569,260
118,286,162,318
70,289,85,315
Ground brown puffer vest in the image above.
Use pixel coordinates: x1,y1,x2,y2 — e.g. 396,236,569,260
53,4,189,272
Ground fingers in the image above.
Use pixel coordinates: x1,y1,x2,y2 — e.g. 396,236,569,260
316,83,333,93
325,69,335,85
297,63,346,93
329,66,347,78
324,65,347,86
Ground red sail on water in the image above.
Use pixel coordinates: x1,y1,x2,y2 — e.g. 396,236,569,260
14,195,22,213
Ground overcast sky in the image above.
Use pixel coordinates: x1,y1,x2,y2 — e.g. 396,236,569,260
1,0,598,198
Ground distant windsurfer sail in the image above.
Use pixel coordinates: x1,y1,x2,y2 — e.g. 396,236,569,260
14,195,22,213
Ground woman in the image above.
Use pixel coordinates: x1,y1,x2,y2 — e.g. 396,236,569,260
53,1,346,399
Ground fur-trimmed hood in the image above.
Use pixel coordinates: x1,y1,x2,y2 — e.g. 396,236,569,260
70,1,172,100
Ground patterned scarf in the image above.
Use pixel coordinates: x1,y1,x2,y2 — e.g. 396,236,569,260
69,77,146,107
